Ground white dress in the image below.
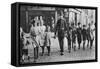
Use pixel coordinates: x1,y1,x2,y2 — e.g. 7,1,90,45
45,32,51,46
22,33,35,58
23,33,31,47
30,26,40,47
27,38,35,58
40,25,46,46
90,24,95,40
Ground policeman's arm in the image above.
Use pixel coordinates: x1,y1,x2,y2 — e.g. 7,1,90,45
64,19,67,31
54,20,59,36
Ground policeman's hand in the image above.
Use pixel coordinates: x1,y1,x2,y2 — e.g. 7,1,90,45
64,31,68,37
53,35,56,39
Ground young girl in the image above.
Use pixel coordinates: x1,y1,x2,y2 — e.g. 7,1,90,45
23,34,36,62
44,25,51,56
30,17,40,62
39,16,46,56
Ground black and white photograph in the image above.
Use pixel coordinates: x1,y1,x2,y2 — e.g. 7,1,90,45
11,2,97,66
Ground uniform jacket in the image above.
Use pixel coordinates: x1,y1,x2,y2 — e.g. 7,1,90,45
55,18,67,38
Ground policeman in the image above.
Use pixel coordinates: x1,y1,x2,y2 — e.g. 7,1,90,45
55,14,67,55
76,22,82,49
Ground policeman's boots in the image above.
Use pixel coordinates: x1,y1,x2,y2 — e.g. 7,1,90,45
60,52,64,56
47,46,50,56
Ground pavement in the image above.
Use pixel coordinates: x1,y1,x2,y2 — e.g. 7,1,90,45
36,33,96,63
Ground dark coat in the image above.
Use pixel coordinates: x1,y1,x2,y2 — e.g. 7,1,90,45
77,27,82,43
86,27,91,40
82,28,87,41
72,28,77,43
55,19,67,38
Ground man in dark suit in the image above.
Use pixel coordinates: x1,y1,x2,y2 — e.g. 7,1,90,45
55,15,67,55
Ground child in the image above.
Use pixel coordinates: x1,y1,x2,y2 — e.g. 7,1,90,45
44,25,51,56
22,33,31,62
67,26,72,53
76,22,82,49
25,36,36,62
30,18,40,62
82,25,87,50
71,23,77,51
39,16,46,56
87,23,91,48
87,23,95,49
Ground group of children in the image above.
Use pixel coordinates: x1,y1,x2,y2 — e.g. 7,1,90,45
67,22,95,53
20,16,51,63
20,15,95,63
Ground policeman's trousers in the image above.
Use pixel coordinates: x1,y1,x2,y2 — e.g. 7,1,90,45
58,36,64,52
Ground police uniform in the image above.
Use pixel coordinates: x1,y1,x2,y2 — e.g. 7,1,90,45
55,18,66,55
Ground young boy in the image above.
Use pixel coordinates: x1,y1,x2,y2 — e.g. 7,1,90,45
44,25,51,56
82,25,87,50
87,23,91,48
71,23,77,51
67,26,72,53
76,22,82,49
